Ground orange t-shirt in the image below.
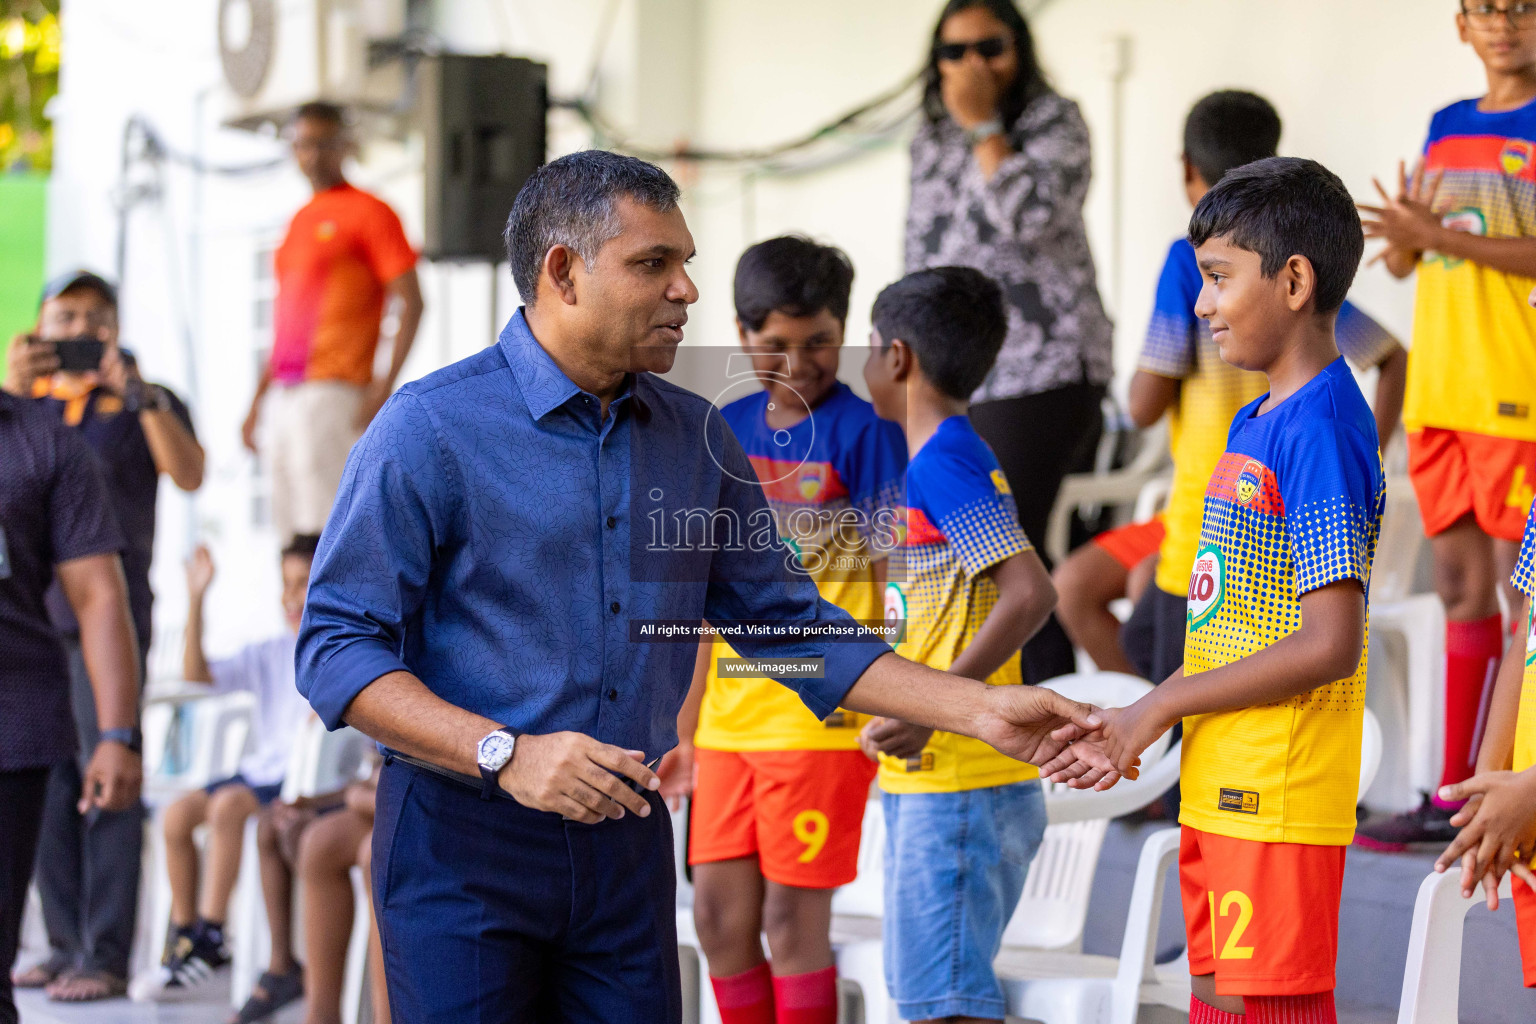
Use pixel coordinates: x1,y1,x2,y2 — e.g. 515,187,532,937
271,183,417,387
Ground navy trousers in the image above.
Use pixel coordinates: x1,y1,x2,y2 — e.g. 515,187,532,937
373,758,682,1023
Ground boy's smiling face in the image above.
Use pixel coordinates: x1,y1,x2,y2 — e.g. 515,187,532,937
1192,234,1299,372
738,309,844,419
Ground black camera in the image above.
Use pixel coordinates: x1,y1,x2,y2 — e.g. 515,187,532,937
51,337,107,373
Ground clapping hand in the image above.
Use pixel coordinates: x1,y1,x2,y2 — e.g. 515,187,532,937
1433,769,1536,909
1359,158,1445,261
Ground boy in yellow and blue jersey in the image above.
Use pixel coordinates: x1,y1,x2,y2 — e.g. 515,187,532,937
1046,158,1385,1024
1358,2,1536,848
1436,501,1536,988
1124,90,1405,689
860,266,1057,1024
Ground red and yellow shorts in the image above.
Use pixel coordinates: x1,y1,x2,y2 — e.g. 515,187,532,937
1090,515,1166,572
688,748,877,889
1516,874,1536,987
1179,826,1345,996
1407,428,1536,541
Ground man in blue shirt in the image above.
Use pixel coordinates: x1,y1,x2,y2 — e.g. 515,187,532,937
297,150,1115,1023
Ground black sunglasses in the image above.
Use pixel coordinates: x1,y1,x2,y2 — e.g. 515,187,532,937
934,36,1009,62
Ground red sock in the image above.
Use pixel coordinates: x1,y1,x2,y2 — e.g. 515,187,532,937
1189,995,1245,1023
711,963,775,1024
771,965,837,1024
1246,991,1338,1023
1437,614,1505,806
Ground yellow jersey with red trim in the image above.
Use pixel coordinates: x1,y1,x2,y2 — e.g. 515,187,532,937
878,415,1039,794
1139,238,1398,595
1181,360,1385,845
1509,506,1536,773
694,383,907,752
1406,98,1536,441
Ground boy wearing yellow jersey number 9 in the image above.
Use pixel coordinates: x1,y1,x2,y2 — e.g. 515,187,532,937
1045,159,1386,1024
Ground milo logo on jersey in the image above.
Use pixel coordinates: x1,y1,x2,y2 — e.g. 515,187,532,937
1235,460,1265,506
884,582,908,647
1431,208,1487,269
1188,545,1225,631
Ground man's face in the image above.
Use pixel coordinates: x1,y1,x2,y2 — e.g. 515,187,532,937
568,198,698,376
291,116,347,190
38,288,118,345
280,554,312,632
739,309,844,415
1192,235,1292,371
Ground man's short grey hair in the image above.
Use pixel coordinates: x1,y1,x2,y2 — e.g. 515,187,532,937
504,150,682,304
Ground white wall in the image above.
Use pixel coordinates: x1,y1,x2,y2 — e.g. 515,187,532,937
46,0,1491,654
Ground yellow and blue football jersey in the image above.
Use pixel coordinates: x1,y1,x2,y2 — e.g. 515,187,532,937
878,416,1038,794
1180,359,1386,845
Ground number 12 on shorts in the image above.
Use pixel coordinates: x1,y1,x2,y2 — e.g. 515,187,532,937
1207,890,1255,959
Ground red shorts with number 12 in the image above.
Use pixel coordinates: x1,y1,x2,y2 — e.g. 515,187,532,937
1179,825,1345,996
688,748,876,889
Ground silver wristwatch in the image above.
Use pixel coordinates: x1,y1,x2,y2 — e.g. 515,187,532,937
964,117,1005,146
476,727,517,801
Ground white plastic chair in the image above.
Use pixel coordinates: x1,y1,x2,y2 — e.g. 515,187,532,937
1396,868,1514,1023
230,718,371,1007
1044,422,1171,564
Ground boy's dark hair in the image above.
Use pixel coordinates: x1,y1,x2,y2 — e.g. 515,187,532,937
504,150,681,305
733,236,855,332
872,267,1006,401
923,0,1050,127
1187,156,1363,314
293,101,346,128
281,534,322,562
1183,90,1282,186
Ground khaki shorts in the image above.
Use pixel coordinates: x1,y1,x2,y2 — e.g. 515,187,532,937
267,380,365,543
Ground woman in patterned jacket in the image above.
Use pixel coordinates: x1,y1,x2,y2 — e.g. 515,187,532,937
907,0,1114,684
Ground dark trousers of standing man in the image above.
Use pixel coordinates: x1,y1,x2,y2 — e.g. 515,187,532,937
32,639,145,980
373,758,683,1023
0,769,50,1024
969,382,1106,685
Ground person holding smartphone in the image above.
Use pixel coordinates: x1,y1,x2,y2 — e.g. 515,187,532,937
3,270,203,1004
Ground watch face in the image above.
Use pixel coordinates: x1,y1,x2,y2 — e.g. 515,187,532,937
478,731,515,771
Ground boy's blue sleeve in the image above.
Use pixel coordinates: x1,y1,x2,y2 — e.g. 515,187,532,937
839,416,908,541
1276,417,1385,598
914,448,1031,579
1336,300,1399,369
1513,506,1536,599
1137,240,1202,379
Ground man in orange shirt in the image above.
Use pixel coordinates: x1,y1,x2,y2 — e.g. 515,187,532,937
242,102,424,544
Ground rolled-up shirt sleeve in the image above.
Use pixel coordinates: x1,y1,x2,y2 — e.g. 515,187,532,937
297,393,455,729
700,424,891,719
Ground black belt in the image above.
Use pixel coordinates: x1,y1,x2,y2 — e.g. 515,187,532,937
386,751,516,801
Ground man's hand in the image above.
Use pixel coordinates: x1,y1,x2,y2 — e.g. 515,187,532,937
500,731,660,824
4,333,58,396
79,740,142,813
270,800,319,864
940,55,1001,130
1360,159,1445,263
242,398,261,455
97,345,134,397
971,685,1123,779
858,717,934,761
186,545,215,600
1041,700,1168,790
656,742,696,812
356,378,392,430
1434,769,1536,908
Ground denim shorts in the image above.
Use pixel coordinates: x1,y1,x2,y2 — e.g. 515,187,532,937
881,780,1047,1021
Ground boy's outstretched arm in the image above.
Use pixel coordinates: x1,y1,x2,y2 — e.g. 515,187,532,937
860,549,1056,759
1434,595,1533,906
1043,578,1365,787
1127,371,1180,430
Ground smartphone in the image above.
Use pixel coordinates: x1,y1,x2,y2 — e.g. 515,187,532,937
52,337,106,373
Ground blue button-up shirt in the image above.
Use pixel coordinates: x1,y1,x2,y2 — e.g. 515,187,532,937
297,310,892,756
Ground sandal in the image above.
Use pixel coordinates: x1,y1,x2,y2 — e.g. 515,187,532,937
229,964,304,1023
11,957,67,989
45,969,128,1002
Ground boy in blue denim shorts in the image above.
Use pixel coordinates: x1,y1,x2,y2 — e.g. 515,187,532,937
860,266,1058,1022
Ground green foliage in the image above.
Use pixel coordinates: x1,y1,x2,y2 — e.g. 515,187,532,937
0,0,59,173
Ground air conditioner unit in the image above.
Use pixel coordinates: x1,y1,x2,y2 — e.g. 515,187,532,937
218,0,406,131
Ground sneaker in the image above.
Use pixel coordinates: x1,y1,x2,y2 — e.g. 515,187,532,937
128,923,228,1001
1354,794,1460,852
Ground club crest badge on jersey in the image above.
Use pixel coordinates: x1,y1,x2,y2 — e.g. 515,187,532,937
990,469,1012,495
798,466,824,501
1235,460,1265,505
1188,545,1225,632
1502,139,1535,176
